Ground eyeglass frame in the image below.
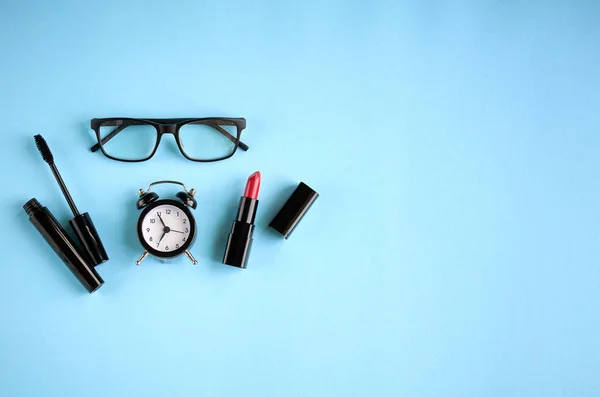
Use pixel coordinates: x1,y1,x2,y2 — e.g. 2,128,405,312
90,117,248,162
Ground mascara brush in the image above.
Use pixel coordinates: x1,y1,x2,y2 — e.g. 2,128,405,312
34,135,80,216
33,134,109,266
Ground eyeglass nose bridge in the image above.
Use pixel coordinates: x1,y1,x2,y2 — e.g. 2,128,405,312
158,124,177,135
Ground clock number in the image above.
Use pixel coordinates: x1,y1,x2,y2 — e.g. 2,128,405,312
150,219,155,224
185,228,188,233
177,211,180,217
176,244,179,249
156,243,159,247
166,209,171,214
165,245,169,251
182,237,186,242
146,228,150,232
149,237,153,242
156,211,161,217
183,219,186,224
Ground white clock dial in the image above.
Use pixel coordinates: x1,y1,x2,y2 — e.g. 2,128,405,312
140,204,192,253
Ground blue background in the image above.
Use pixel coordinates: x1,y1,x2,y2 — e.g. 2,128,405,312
0,1,599,396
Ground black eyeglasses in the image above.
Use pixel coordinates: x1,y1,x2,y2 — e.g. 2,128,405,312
90,117,248,162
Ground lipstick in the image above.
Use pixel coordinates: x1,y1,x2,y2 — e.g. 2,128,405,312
222,171,260,268
244,171,260,200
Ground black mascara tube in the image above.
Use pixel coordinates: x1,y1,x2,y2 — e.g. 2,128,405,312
24,198,103,293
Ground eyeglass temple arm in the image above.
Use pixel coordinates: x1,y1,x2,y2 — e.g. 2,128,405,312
90,120,249,152
205,121,249,151
90,124,127,152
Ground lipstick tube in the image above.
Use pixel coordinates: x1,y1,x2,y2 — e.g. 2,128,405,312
223,172,260,269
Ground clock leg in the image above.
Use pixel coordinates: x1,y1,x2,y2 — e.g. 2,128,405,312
136,251,148,265
184,250,198,265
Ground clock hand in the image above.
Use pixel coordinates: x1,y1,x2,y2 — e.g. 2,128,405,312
157,213,166,227
158,231,166,243
170,229,184,234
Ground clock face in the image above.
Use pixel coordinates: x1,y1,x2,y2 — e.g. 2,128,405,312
137,199,196,258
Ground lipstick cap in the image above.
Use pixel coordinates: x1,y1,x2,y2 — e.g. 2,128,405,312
269,182,319,239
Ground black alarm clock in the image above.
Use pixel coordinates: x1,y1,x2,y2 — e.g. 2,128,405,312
135,180,198,265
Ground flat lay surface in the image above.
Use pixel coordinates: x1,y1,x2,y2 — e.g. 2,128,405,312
1,1,599,396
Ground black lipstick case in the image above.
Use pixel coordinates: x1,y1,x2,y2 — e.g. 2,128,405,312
222,196,258,269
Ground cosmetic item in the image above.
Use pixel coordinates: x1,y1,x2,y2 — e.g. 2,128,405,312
269,182,319,239
34,135,108,265
24,198,104,293
222,171,261,269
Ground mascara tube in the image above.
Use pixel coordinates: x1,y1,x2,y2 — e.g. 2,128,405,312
24,198,104,293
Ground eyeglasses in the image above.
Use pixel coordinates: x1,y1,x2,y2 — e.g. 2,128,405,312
90,117,248,162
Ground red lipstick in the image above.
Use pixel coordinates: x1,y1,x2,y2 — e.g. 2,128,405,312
243,171,261,199
222,171,261,269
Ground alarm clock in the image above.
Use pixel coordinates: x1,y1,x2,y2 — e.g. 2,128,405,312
135,180,198,265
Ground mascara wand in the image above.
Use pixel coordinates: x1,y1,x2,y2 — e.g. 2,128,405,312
34,135,80,216
33,134,109,266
